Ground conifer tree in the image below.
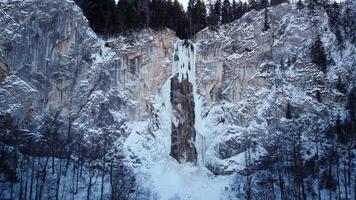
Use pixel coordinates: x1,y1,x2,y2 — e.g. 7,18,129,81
207,2,217,27
270,0,288,7
187,0,196,37
214,0,222,24
262,8,270,32
297,0,304,9
232,0,238,20
195,0,207,33
207,0,221,27
248,0,258,11
280,57,285,69
311,35,327,73
286,101,292,119
260,0,269,9
222,0,231,24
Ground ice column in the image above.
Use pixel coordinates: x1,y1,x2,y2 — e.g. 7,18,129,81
169,40,199,164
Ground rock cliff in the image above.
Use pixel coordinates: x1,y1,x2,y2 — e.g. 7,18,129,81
0,0,355,199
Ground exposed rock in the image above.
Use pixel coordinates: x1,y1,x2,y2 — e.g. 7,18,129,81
194,3,356,175
170,76,197,163
0,0,355,199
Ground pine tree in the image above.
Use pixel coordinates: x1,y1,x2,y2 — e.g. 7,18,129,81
307,0,318,10
270,0,288,7
311,35,327,73
335,115,347,144
297,0,304,9
327,2,341,28
187,0,196,37
214,0,222,24
194,0,207,33
231,0,246,21
242,2,249,15
315,90,322,102
336,76,346,93
286,101,292,119
172,0,189,38
222,0,231,24
78,0,118,34
232,0,238,20
262,8,270,32
126,0,145,29
116,0,130,32
207,0,221,27
260,0,269,9
207,2,217,27
248,0,258,11
280,57,285,69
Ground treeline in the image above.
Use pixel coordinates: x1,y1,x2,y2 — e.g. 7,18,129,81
231,87,356,199
0,114,140,199
75,0,289,39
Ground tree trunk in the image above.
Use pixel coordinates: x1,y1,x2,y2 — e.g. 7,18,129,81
10,183,13,200
328,161,332,200
19,157,23,200
24,159,29,200
336,159,341,200
72,163,76,195
347,147,351,186
100,164,105,200
100,136,107,200
344,162,348,200
278,162,285,200
29,157,34,200
55,159,62,200
38,157,49,200
35,158,40,200
87,162,93,200
64,159,70,176
76,163,79,194
52,157,55,174
301,179,306,200
270,173,276,200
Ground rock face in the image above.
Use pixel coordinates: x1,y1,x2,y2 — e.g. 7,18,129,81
0,0,176,146
0,0,355,199
0,0,177,199
193,3,356,176
170,41,197,164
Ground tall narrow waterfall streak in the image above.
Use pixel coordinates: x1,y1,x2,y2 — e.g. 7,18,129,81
171,40,204,166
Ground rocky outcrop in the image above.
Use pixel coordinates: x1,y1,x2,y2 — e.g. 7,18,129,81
0,0,176,199
169,41,198,164
194,3,356,175
0,0,177,146
0,0,355,199
170,76,197,163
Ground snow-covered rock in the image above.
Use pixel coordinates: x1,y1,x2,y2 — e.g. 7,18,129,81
0,0,355,199
194,3,356,176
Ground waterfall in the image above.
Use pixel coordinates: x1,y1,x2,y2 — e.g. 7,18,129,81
168,40,203,165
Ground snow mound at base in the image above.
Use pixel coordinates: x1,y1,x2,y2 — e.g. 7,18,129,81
149,159,232,200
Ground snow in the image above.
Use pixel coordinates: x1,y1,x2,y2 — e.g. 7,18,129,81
122,40,234,199
149,160,231,200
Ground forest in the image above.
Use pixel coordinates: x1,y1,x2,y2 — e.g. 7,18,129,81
75,0,289,38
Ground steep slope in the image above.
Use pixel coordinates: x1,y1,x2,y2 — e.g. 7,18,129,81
0,0,176,199
0,0,355,200
193,2,356,199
